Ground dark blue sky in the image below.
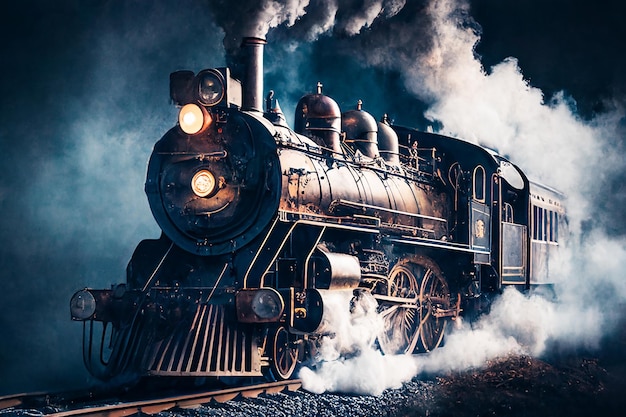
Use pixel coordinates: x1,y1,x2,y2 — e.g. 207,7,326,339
471,0,626,117
1,0,625,395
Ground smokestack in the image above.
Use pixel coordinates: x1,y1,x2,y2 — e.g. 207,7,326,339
241,37,266,112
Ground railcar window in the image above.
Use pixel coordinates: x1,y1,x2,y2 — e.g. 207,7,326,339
533,205,538,239
548,211,553,242
553,213,559,242
541,208,544,240
532,204,544,241
549,211,559,243
532,204,559,243
473,165,486,202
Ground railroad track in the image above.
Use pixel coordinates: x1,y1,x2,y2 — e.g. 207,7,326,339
0,379,302,417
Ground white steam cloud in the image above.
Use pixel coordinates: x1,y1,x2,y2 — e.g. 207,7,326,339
300,291,421,396
244,0,626,395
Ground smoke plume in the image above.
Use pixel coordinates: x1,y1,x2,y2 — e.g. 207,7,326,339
214,0,626,395
300,290,421,396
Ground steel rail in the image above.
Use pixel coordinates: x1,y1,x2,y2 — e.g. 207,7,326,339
0,391,47,409
1,380,302,417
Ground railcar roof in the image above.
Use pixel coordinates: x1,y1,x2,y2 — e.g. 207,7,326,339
393,128,503,164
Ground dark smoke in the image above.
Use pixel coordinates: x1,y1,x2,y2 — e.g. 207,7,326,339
208,0,438,128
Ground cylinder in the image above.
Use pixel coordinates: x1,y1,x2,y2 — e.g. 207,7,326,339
308,249,362,290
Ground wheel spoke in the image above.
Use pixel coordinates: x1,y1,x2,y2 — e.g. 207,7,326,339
417,263,449,352
268,326,297,380
378,265,420,354
378,257,450,355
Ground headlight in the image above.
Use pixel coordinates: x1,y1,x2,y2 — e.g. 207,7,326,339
178,103,211,135
197,70,225,106
252,290,283,319
70,289,96,320
236,288,284,323
191,169,216,197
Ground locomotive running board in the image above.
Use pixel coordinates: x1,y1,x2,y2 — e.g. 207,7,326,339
385,236,491,255
330,199,448,225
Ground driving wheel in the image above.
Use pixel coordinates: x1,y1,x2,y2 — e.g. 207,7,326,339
378,256,450,354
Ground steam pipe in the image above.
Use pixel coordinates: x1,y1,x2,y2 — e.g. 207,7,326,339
241,37,266,112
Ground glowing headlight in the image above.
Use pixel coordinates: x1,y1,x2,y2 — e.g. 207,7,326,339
178,103,211,135
191,170,216,197
197,70,225,106
70,289,96,320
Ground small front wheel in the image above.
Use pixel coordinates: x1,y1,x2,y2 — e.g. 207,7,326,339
267,326,298,380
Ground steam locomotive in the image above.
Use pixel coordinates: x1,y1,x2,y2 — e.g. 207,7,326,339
70,38,565,382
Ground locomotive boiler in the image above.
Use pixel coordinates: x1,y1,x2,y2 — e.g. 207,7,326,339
70,37,565,382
